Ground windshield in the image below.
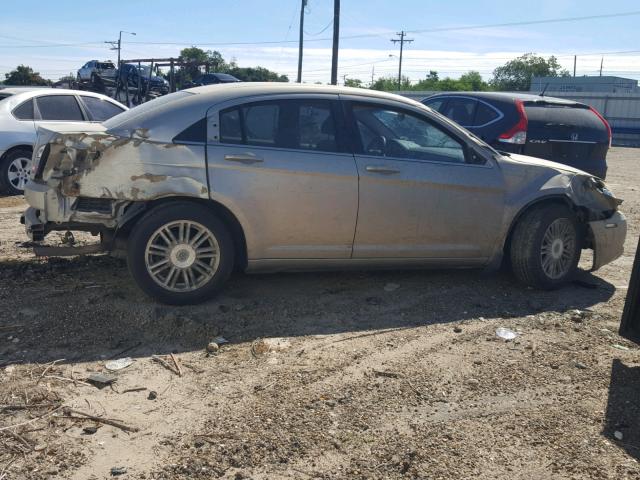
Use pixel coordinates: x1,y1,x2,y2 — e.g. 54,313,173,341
136,65,151,76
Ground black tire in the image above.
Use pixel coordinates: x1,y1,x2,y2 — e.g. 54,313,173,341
127,202,235,305
0,148,32,196
510,204,582,289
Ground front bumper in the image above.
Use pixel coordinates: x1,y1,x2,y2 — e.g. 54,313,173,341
590,211,627,271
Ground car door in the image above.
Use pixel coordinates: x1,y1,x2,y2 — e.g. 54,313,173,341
345,99,505,261
205,95,358,260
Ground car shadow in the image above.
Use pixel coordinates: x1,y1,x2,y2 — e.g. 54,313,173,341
0,254,617,366
603,359,640,462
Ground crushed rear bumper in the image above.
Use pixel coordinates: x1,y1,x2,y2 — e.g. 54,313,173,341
590,211,627,271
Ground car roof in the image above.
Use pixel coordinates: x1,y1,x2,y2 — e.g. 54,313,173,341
0,88,127,112
0,86,49,95
187,82,425,106
425,91,581,106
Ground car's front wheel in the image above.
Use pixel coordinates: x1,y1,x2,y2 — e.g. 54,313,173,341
127,203,234,305
0,148,32,195
510,204,582,289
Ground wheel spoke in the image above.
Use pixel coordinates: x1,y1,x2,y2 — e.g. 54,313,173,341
149,258,170,273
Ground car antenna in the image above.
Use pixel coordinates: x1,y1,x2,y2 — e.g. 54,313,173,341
539,82,549,97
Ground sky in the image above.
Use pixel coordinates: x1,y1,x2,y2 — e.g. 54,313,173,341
2,0,640,85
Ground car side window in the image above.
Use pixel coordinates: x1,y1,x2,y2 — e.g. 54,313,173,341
423,98,445,112
441,98,477,127
13,99,34,120
219,99,337,153
474,102,500,126
353,104,467,164
36,95,84,121
80,96,125,121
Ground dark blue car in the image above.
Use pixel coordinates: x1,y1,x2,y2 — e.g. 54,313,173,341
423,92,611,179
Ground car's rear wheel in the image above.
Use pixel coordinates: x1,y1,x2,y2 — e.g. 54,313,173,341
510,204,581,289
0,148,32,195
127,203,234,305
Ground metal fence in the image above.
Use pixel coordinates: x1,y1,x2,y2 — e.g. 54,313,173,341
400,90,640,146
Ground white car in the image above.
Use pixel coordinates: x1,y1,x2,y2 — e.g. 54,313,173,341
0,89,127,195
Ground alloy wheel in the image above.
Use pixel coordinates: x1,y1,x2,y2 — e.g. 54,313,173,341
540,218,576,280
144,220,220,292
7,156,32,191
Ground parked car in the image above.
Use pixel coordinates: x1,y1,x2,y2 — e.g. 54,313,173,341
118,64,169,95
23,84,626,304
77,60,117,86
183,73,241,88
0,89,127,195
0,86,49,101
422,92,612,179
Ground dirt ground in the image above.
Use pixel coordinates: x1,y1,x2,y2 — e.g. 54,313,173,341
1,148,639,480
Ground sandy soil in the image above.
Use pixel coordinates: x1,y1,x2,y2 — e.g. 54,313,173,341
0,148,639,479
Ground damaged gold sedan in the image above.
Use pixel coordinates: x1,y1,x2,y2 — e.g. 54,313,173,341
22,84,627,304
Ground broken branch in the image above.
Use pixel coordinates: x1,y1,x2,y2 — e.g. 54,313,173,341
151,355,179,376
170,353,182,377
62,408,139,433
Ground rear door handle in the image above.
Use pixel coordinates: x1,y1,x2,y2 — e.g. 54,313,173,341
224,154,264,164
365,165,400,175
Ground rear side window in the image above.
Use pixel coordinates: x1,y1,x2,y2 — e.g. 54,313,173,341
219,99,337,152
474,102,500,126
423,97,445,112
80,96,124,121
442,98,477,127
36,95,84,121
13,99,34,120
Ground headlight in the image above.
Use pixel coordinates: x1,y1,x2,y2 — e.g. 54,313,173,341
585,176,621,205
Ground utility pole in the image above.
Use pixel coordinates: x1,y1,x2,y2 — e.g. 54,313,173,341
599,56,604,76
330,0,340,85
573,55,577,77
371,65,375,86
391,31,413,91
296,0,307,83
342,74,348,85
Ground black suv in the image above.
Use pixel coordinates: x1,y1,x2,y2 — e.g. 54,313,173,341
423,92,612,179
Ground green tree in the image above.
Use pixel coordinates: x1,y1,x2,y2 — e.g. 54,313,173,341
4,65,50,86
371,75,411,91
226,66,288,82
344,78,364,88
490,53,570,91
412,70,489,92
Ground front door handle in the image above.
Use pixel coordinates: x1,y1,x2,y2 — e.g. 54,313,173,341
224,154,264,164
365,165,400,175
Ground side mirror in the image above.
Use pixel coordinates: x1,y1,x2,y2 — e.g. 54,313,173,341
467,147,488,165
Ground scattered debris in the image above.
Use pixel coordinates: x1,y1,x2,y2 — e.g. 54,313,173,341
453,326,463,333
614,430,624,441
206,342,220,354
151,355,181,376
373,369,403,379
384,283,400,292
148,391,158,400
495,327,519,341
251,338,292,357
214,336,229,345
105,357,134,371
170,353,183,377
574,361,588,370
121,387,147,394
62,407,140,433
612,344,630,351
111,466,127,476
466,378,480,388
87,372,117,388
82,425,99,435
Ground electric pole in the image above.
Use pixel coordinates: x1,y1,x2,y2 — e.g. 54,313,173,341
371,65,375,86
330,0,340,85
599,56,604,76
297,0,307,83
107,31,136,69
573,55,577,77
391,31,413,91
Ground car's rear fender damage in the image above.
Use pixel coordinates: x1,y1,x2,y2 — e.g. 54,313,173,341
25,129,209,247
